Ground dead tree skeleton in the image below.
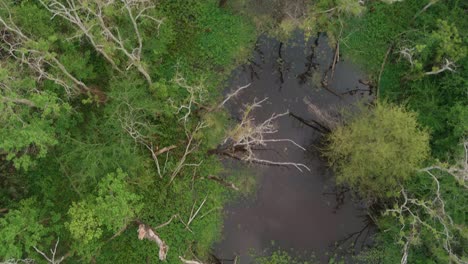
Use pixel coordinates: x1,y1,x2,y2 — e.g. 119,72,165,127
39,0,163,85
399,47,457,76
0,1,89,96
388,141,467,264
218,92,310,172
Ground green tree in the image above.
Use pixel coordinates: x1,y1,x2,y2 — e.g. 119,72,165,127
0,62,72,171
0,198,47,259
67,169,142,258
324,101,430,199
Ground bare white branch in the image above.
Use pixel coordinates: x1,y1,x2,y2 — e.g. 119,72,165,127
425,58,456,75
33,238,66,264
179,256,205,264
221,98,310,172
137,223,168,261
0,2,89,96
186,196,208,228
218,83,251,108
38,0,160,84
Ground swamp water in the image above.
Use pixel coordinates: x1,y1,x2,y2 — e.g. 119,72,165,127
214,33,374,263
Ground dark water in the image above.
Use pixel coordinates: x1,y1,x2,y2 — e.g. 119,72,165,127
214,33,373,263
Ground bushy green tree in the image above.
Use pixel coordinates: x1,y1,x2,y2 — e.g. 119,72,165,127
0,198,47,259
324,102,430,199
67,169,142,257
0,62,72,171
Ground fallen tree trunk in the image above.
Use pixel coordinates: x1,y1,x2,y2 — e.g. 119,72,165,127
137,222,169,261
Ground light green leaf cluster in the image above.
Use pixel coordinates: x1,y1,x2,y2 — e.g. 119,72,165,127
325,102,430,199
0,62,71,171
0,198,47,259
67,169,142,247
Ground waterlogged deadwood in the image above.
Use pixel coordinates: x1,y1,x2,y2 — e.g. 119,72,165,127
217,83,251,109
303,97,341,130
220,98,310,172
137,223,169,261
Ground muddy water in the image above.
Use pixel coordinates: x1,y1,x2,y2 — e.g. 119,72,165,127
214,33,373,263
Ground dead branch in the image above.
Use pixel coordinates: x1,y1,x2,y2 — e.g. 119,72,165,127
156,145,177,156
413,0,439,19
330,21,343,79
205,175,239,191
377,45,393,97
425,59,456,75
118,102,169,178
179,256,205,264
0,2,89,96
186,196,207,228
38,0,162,85
1,259,35,264
420,141,467,187
320,75,342,99
387,159,466,264
399,47,415,67
33,238,67,264
217,83,251,108
169,122,206,184
137,223,169,261
289,111,330,133
220,98,310,172
173,73,206,125
303,97,341,130
1,97,36,108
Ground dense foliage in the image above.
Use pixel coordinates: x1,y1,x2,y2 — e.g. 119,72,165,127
340,0,467,160
330,0,467,262
0,0,255,263
1,0,466,263
325,102,430,199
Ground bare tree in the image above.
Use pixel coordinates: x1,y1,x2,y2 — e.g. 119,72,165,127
388,142,467,264
39,0,163,85
0,1,89,96
220,97,310,172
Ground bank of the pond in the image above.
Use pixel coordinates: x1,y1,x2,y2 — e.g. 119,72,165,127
214,32,375,263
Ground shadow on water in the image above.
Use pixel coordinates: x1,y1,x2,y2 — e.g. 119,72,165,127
214,32,375,263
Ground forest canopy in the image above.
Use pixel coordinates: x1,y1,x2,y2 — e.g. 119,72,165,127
0,0,466,263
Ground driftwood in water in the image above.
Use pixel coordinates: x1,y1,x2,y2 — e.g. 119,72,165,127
320,75,342,99
289,112,330,134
